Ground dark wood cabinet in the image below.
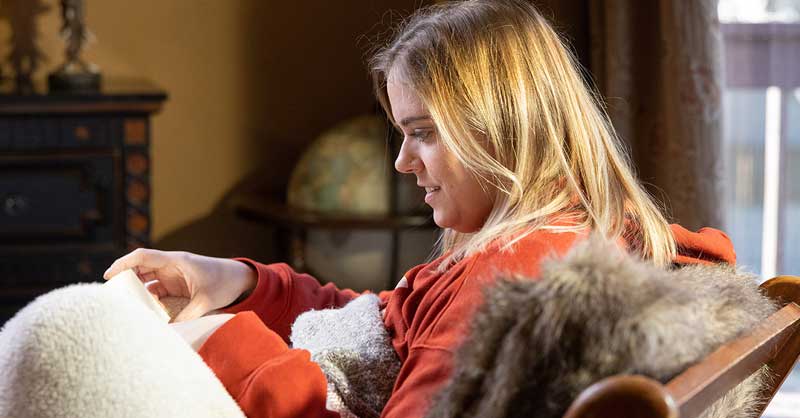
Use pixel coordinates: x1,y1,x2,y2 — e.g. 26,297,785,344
0,79,166,324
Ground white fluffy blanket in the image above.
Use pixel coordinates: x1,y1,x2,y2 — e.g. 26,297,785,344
0,283,245,418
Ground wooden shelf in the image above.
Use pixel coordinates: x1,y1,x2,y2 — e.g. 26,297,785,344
231,192,434,230
0,78,167,114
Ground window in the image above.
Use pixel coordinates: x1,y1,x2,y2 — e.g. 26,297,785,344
719,3,800,416
719,0,800,280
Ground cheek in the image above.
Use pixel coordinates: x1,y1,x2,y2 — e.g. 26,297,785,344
468,181,494,212
433,150,464,184
428,148,493,213
449,171,493,211
425,147,445,170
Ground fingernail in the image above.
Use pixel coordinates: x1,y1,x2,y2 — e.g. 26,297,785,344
103,267,111,278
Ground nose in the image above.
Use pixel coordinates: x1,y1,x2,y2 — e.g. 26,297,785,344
394,139,421,174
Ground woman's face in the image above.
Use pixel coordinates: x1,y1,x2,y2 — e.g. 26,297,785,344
388,78,495,233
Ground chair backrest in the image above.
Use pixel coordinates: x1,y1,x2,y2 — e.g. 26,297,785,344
562,275,800,418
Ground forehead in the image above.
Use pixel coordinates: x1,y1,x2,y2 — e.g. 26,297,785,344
386,78,428,123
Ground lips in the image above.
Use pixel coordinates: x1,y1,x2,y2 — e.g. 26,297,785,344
423,186,440,204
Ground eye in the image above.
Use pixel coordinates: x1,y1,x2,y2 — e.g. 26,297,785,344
409,129,433,143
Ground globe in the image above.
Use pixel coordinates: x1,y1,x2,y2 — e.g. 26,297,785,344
288,115,391,215
286,115,435,291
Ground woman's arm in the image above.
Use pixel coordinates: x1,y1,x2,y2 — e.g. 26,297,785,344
223,259,372,342
103,249,260,322
198,311,340,418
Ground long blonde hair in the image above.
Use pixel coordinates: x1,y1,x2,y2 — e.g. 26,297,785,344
370,0,676,267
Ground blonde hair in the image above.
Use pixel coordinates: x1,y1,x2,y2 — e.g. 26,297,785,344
370,0,676,267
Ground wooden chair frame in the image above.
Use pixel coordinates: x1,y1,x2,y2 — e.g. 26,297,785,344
563,276,800,418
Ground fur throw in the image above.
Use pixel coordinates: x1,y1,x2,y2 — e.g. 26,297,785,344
291,294,401,418
426,236,776,418
0,283,245,418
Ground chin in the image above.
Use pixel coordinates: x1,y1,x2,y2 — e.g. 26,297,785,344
433,211,483,233
432,212,451,230
432,219,446,230
434,219,477,233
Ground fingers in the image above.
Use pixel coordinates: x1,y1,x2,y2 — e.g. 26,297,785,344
103,248,170,281
173,297,211,323
137,270,158,282
144,280,168,299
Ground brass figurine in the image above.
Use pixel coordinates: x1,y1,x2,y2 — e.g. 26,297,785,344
48,0,101,92
1,0,50,93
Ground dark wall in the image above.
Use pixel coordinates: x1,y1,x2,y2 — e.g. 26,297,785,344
534,0,592,73
239,1,424,194
245,0,592,195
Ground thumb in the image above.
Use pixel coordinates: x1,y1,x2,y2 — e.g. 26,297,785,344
173,297,211,323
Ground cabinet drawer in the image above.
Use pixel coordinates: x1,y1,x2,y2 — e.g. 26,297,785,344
0,154,118,244
0,250,117,326
0,117,60,150
0,117,114,151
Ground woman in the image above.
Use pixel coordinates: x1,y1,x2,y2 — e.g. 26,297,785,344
104,1,735,417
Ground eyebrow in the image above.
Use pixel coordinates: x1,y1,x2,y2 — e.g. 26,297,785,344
398,115,432,127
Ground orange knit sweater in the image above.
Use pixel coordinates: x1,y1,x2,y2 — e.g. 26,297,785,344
198,225,736,418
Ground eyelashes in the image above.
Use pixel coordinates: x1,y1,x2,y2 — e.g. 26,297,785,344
410,129,434,143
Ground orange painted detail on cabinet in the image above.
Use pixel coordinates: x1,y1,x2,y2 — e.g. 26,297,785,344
127,213,149,233
127,181,149,204
124,119,146,145
74,125,91,141
126,154,148,175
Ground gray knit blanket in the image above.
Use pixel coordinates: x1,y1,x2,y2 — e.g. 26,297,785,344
291,294,401,418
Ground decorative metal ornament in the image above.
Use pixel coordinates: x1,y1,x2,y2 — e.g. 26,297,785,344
1,0,50,93
48,0,101,92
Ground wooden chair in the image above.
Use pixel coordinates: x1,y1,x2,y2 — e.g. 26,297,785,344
563,275,800,418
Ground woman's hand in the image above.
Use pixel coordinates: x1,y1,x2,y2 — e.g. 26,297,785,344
103,249,257,322
169,314,235,351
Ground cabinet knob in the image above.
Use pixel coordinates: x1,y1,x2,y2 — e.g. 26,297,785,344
82,209,102,222
74,125,91,141
3,194,30,216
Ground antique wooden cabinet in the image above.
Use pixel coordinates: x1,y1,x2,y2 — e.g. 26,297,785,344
0,79,167,324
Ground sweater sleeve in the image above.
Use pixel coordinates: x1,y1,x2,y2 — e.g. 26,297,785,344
198,311,340,418
221,259,365,342
670,224,737,266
